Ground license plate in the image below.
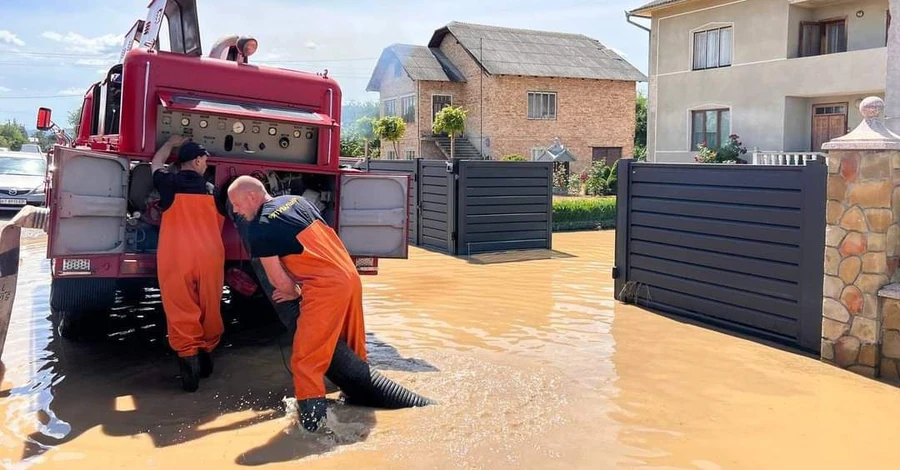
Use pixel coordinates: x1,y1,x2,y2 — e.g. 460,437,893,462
0,199,25,205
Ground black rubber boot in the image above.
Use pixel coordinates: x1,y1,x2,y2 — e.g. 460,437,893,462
178,355,201,392
199,350,213,378
298,397,327,433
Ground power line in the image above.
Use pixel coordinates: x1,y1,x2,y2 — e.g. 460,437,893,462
0,50,378,63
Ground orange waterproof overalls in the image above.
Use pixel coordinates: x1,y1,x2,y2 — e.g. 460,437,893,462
279,219,367,401
157,190,226,358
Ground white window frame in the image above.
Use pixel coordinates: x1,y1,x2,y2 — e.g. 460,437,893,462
530,147,545,160
690,23,734,71
527,92,557,120
404,149,416,159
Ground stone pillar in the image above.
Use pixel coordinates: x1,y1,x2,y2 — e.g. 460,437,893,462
821,97,900,378
886,0,900,131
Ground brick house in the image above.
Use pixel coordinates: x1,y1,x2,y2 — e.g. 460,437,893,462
365,21,647,175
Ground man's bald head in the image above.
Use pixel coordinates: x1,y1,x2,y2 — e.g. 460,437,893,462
227,175,270,220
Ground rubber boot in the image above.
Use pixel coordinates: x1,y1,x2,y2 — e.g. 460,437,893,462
298,397,327,433
199,350,213,378
179,355,201,392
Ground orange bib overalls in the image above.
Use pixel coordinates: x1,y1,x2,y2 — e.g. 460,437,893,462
157,193,226,358
279,219,367,401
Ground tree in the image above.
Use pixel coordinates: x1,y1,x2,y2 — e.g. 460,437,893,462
432,105,467,160
353,116,377,157
0,120,28,151
634,91,647,160
341,100,379,127
31,130,56,151
372,116,405,159
68,104,83,130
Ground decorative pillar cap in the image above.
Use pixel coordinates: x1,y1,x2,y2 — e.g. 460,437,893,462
822,97,900,150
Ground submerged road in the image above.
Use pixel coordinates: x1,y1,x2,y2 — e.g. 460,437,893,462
1,229,900,469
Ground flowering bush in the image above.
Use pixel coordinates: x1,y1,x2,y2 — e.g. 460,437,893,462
694,134,748,164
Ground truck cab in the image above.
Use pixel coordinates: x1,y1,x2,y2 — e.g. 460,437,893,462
36,0,409,335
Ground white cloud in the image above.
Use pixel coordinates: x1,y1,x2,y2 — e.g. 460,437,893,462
0,30,25,47
58,88,84,96
304,41,321,50
76,58,111,66
41,31,120,55
0,86,11,93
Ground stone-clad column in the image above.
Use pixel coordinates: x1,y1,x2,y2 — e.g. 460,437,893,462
822,97,900,378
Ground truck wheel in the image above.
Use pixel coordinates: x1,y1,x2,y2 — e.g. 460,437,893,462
50,278,117,312
49,278,116,341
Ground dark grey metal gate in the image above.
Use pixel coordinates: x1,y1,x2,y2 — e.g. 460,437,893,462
456,160,553,254
363,159,419,245
613,159,827,352
419,160,455,253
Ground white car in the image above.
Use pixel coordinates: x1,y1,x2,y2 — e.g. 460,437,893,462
0,151,47,210
19,144,43,154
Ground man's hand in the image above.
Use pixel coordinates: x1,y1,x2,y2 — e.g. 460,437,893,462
168,134,187,146
272,284,301,303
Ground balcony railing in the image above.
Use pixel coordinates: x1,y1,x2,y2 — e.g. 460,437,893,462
751,150,826,166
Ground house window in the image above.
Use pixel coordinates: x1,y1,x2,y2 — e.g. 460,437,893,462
691,108,730,150
401,96,416,123
527,92,557,119
530,147,545,160
405,149,416,159
383,99,396,117
386,150,396,159
799,19,847,57
693,26,732,70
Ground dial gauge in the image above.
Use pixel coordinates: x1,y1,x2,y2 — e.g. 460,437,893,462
232,122,245,133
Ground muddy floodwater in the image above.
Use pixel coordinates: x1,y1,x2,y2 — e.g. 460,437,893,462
3,226,900,469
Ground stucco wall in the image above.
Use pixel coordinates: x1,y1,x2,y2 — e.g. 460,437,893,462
647,0,887,162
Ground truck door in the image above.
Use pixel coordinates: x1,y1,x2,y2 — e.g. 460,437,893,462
338,173,409,259
48,147,129,257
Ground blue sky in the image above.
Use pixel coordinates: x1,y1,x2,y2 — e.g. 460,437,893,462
0,0,651,128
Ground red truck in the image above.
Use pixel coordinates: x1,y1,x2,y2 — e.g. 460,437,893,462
35,0,409,337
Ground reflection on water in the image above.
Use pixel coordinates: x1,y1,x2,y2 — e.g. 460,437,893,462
2,229,900,469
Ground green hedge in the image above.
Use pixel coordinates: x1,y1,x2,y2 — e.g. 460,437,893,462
552,197,617,231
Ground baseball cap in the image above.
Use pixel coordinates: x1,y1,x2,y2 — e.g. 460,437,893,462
177,141,209,163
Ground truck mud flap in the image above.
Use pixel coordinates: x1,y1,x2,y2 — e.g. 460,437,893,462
0,224,21,360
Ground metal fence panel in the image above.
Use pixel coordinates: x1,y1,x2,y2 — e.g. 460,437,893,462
419,160,456,253
456,160,553,255
613,159,826,352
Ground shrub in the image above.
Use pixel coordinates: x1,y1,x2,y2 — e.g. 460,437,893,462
606,159,620,195
694,134,748,164
583,161,610,196
501,154,528,161
552,197,617,231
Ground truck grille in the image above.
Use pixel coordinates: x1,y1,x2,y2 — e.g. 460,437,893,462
62,259,91,271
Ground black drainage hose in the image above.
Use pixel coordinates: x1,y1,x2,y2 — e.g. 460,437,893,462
244,242,435,409
327,338,434,409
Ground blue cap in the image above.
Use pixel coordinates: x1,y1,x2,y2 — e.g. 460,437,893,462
177,141,209,163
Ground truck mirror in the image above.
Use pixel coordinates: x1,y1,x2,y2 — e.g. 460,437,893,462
36,108,53,131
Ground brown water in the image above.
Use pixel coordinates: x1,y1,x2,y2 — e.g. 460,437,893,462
2,228,900,469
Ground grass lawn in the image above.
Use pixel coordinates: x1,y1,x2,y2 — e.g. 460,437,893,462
552,195,616,231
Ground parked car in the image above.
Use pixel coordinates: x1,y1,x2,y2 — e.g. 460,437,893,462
19,144,43,154
0,150,47,211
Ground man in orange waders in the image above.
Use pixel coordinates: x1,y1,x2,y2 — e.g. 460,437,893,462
151,136,226,392
226,176,367,432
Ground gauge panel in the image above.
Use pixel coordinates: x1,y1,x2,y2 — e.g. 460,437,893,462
156,107,318,164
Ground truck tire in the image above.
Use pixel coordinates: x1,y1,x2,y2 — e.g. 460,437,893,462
50,278,116,340
50,278,117,312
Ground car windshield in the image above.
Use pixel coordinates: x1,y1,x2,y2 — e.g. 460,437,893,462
0,156,46,176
